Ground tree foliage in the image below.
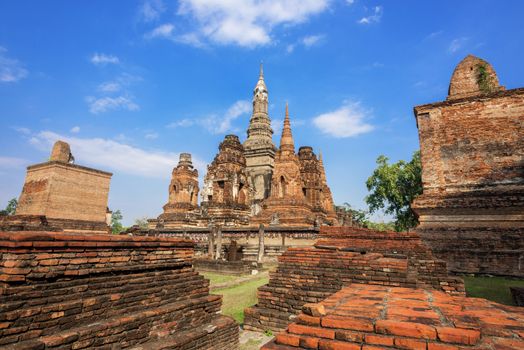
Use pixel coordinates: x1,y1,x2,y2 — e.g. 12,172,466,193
365,151,422,232
340,203,395,232
134,217,149,229
111,209,124,234
0,198,18,216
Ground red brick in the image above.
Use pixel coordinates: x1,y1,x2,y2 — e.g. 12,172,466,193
394,337,427,350
318,339,361,350
365,334,394,346
275,333,300,347
436,327,480,345
375,320,436,340
298,314,321,326
288,324,335,339
299,336,320,349
322,316,374,332
427,343,459,350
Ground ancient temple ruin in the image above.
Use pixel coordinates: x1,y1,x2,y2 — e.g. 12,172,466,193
13,140,112,234
412,55,524,277
149,66,339,230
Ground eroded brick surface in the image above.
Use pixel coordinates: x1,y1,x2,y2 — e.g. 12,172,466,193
264,285,524,350
0,231,239,349
412,55,524,277
244,227,464,333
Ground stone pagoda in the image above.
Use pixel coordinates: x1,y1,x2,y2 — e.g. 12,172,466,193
243,64,277,211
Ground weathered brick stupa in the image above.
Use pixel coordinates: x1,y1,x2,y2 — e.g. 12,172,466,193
13,140,112,234
149,66,342,230
200,134,253,226
251,104,333,227
244,226,465,333
154,153,201,228
411,55,524,277
0,231,239,349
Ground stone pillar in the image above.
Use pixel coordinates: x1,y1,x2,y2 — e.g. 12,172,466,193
281,232,286,248
257,224,265,264
208,227,215,259
215,227,222,260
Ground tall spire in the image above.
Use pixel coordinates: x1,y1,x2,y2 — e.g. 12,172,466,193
245,63,273,144
280,102,295,153
259,62,264,79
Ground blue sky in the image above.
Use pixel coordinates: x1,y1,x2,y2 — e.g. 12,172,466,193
1,1,523,225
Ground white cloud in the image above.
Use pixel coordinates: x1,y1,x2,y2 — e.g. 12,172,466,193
448,37,468,54
0,46,28,83
286,44,295,53
90,53,120,65
145,132,158,139
167,100,251,134
86,96,140,114
29,131,206,178
0,156,29,169
70,126,80,133
145,23,175,39
358,6,383,25
346,0,355,4
98,81,121,92
140,0,165,22
302,34,324,47
171,0,330,48
13,126,31,135
313,101,374,138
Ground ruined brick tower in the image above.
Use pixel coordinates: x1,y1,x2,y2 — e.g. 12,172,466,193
412,55,524,277
243,64,277,209
15,140,112,234
201,134,252,226
156,153,200,228
252,103,316,226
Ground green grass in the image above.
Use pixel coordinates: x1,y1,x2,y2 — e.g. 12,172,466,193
212,275,269,324
200,271,241,285
463,276,524,306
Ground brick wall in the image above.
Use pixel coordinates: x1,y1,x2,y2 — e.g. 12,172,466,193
0,231,238,349
244,227,464,333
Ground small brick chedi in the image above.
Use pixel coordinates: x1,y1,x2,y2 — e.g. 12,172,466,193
149,66,339,229
411,55,524,277
14,141,112,234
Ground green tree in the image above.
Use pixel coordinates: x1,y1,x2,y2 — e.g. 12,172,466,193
0,198,18,215
111,209,124,234
341,203,369,226
365,151,422,232
134,217,149,229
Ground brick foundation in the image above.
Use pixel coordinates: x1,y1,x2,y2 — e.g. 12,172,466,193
244,227,464,333
263,284,524,350
0,231,238,349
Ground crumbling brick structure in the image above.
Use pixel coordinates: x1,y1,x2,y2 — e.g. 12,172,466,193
154,153,201,228
412,55,524,277
15,140,112,234
244,226,464,333
0,231,238,349
264,284,524,350
251,104,321,227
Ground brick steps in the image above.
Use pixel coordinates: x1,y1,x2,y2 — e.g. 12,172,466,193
130,315,238,350
3,294,225,349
